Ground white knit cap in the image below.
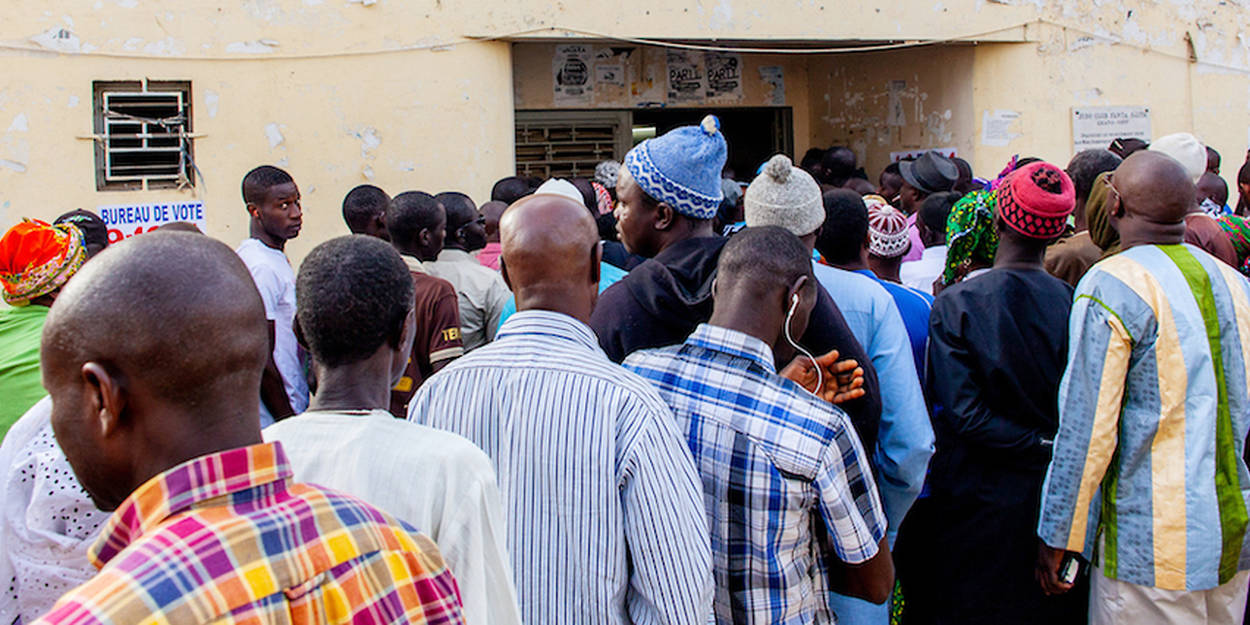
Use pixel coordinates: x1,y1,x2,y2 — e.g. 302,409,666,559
534,178,585,205
744,154,824,237
1149,133,1206,183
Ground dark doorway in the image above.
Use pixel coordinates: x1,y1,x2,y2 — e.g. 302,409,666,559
631,107,793,181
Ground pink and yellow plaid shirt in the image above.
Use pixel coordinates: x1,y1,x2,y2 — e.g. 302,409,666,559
32,442,465,624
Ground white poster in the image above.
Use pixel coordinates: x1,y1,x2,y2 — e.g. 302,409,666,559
981,109,1021,147
667,50,704,103
97,201,207,243
553,44,593,106
890,147,959,162
704,52,743,101
1072,106,1151,152
759,66,785,106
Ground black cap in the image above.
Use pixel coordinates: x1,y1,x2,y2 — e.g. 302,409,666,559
899,152,959,195
54,209,109,254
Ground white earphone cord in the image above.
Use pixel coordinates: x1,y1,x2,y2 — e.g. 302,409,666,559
785,296,822,397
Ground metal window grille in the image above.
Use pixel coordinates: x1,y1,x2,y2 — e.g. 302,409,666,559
93,81,192,190
514,111,631,179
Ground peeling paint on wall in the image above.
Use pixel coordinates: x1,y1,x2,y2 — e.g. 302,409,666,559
350,127,381,159
265,123,285,148
226,40,279,54
204,90,219,118
8,114,28,132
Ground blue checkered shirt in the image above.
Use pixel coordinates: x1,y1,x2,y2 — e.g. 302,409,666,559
624,324,887,625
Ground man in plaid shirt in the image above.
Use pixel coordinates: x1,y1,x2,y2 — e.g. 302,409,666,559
31,231,464,625
625,226,892,625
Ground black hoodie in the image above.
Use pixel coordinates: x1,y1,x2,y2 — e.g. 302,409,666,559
590,236,882,452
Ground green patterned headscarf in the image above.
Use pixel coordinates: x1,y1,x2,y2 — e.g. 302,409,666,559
942,190,998,285
1218,215,1250,276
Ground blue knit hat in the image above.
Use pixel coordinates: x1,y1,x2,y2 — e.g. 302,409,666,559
624,115,727,220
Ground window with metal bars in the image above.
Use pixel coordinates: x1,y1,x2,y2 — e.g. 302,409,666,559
514,110,631,180
93,80,193,191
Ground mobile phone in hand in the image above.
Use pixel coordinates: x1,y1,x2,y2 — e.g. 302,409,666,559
1059,553,1080,585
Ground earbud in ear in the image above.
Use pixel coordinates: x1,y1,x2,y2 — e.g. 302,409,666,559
792,294,800,307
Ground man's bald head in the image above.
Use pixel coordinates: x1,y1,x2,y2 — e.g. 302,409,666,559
500,194,600,320
1113,151,1195,224
42,232,268,509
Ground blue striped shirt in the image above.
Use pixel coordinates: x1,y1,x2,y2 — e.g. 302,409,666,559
624,324,887,625
408,310,714,625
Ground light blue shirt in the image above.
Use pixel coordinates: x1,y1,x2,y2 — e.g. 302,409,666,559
408,310,713,625
497,260,628,328
813,262,934,623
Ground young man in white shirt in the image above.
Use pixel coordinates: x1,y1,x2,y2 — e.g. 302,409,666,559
264,235,521,625
235,165,308,426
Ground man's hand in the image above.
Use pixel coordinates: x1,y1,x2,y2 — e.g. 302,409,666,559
780,349,866,404
1035,540,1077,596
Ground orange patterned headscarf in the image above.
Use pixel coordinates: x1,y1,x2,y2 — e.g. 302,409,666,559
0,219,87,306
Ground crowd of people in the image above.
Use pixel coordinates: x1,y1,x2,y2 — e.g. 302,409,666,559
2,113,1250,625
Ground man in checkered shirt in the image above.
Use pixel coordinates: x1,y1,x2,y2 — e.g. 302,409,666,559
624,226,892,625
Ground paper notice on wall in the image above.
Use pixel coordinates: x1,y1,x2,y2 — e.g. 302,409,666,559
1072,106,1150,152
553,44,593,106
594,48,628,87
759,66,785,105
667,50,704,103
704,52,743,101
98,201,207,244
981,109,1021,147
887,80,906,127
890,147,958,162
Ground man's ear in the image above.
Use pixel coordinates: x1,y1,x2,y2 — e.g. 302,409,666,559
418,227,432,248
373,213,388,234
654,203,677,231
293,316,309,350
500,257,513,291
393,306,414,349
245,203,261,220
786,275,809,312
81,362,125,439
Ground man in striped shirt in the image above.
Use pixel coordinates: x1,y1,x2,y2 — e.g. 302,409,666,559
625,227,892,625
408,193,713,625
34,232,464,624
1037,151,1250,624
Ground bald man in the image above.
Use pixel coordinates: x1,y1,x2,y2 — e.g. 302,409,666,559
32,232,464,624
408,194,713,625
1037,151,1250,624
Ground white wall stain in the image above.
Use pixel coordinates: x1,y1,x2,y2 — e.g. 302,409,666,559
67,95,79,107
8,114,28,132
30,27,85,53
142,37,185,56
350,126,381,159
0,160,26,173
265,123,285,148
394,160,416,171
204,90,220,118
710,0,733,30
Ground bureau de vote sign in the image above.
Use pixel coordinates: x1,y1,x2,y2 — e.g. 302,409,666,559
96,201,207,243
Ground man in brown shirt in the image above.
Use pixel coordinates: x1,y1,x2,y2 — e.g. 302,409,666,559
385,191,464,416
1045,149,1120,286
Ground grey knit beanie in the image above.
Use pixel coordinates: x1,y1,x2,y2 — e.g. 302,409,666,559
745,154,824,237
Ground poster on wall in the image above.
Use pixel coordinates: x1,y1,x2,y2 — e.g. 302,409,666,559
981,109,1021,147
97,201,207,243
667,50,704,103
889,147,958,162
553,44,593,106
594,48,628,87
704,52,743,101
887,80,907,127
759,66,785,105
1072,106,1151,152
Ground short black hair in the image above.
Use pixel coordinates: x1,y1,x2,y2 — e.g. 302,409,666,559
920,191,961,239
1241,160,1250,185
386,191,442,246
492,177,535,205
800,147,826,172
54,209,110,252
342,185,390,234
241,165,293,205
882,162,901,177
816,189,869,265
1066,150,1122,202
1207,145,1221,170
435,191,477,229
821,147,857,185
718,226,815,296
296,235,414,367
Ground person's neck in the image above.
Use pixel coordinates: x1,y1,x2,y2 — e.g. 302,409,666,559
131,407,264,495
308,354,395,413
707,290,781,353
832,247,871,272
1120,222,1187,250
250,224,285,251
1073,199,1088,232
28,294,56,308
993,241,1045,271
394,242,432,262
654,219,715,256
443,243,467,254
868,255,902,282
515,287,594,325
